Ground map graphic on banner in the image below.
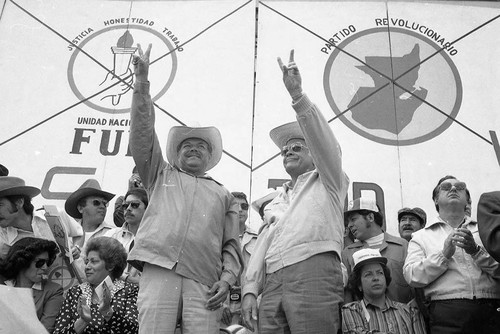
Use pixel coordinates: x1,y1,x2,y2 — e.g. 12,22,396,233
1,0,500,239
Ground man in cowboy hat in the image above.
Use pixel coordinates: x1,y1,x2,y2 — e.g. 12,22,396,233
128,44,241,334
342,197,412,304
64,178,115,276
0,176,80,260
242,50,349,334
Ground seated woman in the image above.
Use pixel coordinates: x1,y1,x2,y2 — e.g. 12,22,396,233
54,237,138,334
105,188,148,285
342,249,426,334
0,237,63,333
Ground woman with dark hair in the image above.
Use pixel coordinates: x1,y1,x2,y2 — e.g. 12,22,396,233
342,249,426,334
0,237,63,333
54,237,138,334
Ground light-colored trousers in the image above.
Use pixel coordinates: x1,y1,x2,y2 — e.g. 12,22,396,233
138,263,222,334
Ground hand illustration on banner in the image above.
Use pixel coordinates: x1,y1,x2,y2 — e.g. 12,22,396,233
98,30,137,105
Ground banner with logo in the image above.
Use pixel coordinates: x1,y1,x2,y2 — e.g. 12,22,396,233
251,0,500,231
1,0,500,237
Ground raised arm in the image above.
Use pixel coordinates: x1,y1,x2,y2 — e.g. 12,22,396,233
277,50,347,195
130,43,166,189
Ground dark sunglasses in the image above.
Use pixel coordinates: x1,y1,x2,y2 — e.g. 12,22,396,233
92,199,109,207
121,201,142,210
34,258,51,269
240,203,249,210
281,143,307,156
439,181,467,191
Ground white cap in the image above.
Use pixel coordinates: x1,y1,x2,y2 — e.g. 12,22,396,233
352,248,387,272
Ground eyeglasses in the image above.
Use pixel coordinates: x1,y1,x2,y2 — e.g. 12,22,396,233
121,201,142,210
91,199,109,207
34,258,51,269
240,203,249,210
439,181,467,191
281,143,307,156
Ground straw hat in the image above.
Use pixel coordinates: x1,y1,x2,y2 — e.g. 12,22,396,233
166,126,223,172
269,121,304,149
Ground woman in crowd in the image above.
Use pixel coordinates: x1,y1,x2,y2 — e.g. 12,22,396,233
342,248,426,334
105,187,148,284
0,237,63,333
54,236,138,334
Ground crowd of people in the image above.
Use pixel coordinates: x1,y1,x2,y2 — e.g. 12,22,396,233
1,45,500,334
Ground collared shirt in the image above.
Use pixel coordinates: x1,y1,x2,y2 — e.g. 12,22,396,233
104,223,135,253
404,215,500,301
0,215,54,259
4,279,42,291
342,298,427,334
127,81,241,288
342,233,413,304
243,94,349,298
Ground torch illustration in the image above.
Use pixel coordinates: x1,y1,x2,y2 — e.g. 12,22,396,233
102,30,137,105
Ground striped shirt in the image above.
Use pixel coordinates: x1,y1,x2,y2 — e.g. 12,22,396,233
342,298,427,334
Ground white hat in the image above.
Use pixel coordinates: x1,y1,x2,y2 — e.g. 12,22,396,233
269,121,304,149
345,197,379,214
166,126,223,172
251,190,280,218
352,248,387,272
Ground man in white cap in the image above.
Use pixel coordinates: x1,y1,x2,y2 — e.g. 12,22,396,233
128,44,242,334
342,248,426,334
0,176,80,260
342,197,412,304
241,50,349,334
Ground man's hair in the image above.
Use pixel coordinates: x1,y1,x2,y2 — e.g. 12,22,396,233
346,209,384,228
231,192,248,204
86,237,127,280
347,262,392,300
6,195,34,216
125,188,148,208
0,237,59,279
176,138,212,154
432,175,471,212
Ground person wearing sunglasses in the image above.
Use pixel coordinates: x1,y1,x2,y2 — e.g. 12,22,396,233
65,179,115,279
0,237,63,333
242,50,349,334
113,166,144,228
105,188,148,285
54,236,138,334
404,175,500,333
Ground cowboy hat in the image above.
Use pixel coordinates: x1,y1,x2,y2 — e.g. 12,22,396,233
65,179,115,219
251,190,280,219
166,126,223,172
0,176,40,198
269,121,304,149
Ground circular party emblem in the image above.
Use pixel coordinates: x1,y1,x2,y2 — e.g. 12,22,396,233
68,24,177,114
324,27,462,146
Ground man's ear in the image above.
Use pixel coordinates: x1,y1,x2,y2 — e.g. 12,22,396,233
366,212,375,223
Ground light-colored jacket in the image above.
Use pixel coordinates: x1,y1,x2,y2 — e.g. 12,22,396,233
404,216,500,300
127,81,241,288
243,94,349,297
